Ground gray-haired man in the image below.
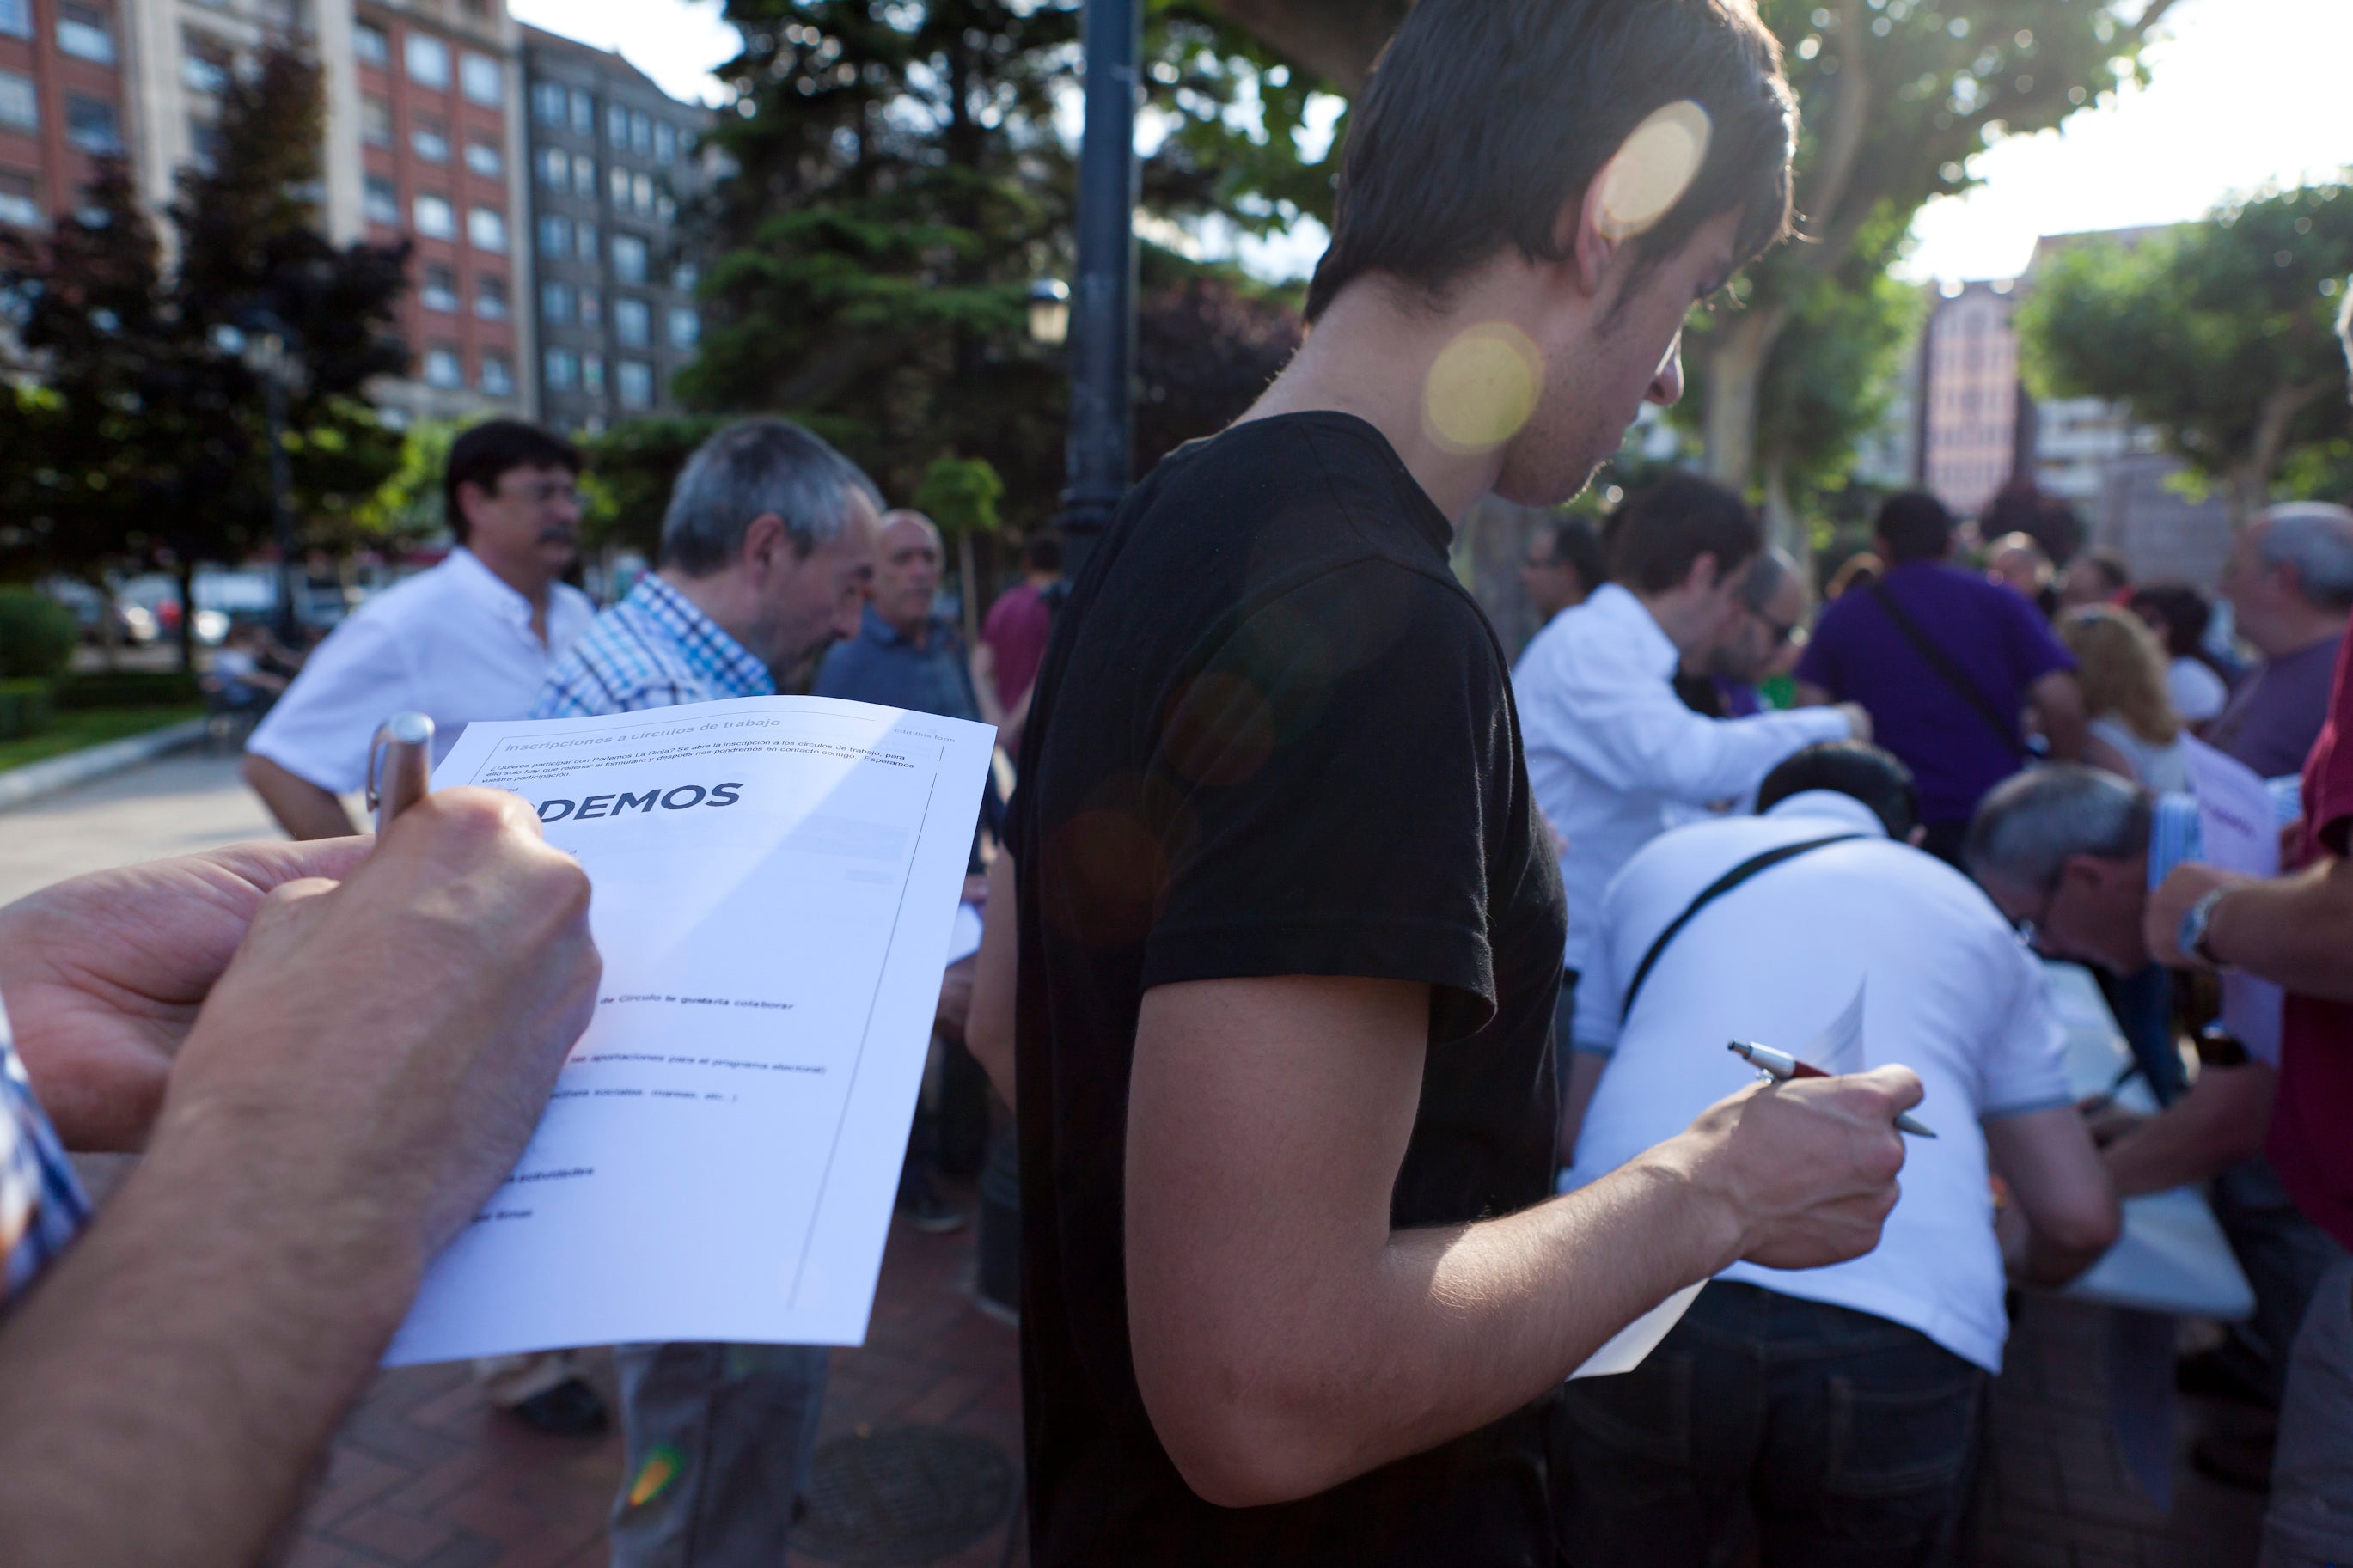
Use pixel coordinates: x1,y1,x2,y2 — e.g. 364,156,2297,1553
533,418,883,1567
2209,503,2353,779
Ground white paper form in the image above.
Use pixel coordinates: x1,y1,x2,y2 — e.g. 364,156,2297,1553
384,696,994,1364
2180,735,2283,1067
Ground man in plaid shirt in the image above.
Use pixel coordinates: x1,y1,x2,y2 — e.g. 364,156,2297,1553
533,418,883,1568
0,1002,88,1303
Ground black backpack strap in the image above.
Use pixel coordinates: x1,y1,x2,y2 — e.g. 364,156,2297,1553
1619,834,1863,1024
1867,582,2027,760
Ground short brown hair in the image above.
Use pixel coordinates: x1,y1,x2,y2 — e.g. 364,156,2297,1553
1305,0,1795,322
444,419,582,544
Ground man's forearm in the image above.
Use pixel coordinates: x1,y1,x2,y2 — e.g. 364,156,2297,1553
2205,857,2353,1002
242,754,359,840
2102,1065,2274,1199
0,1116,421,1566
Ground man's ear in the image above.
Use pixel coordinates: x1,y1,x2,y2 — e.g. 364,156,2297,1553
1683,551,1720,596
453,479,490,535
742,513,789,577
1563,179,1620,303
1907,826,1928,848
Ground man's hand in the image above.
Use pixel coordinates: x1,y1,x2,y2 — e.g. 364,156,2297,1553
2144,863,2252,970
1833,702,1873,744
1645,1067,1921,1273
0,837,375,1150
156,788,602,1259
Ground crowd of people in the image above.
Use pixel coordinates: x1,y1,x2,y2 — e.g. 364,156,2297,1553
0,1,2350,1565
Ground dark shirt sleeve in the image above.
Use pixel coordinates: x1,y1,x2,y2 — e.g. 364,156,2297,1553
1794,601,1845,693
1999,587,2076,686
1135,560,1511,1043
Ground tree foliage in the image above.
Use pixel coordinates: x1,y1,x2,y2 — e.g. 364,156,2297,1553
2015,182,2353,516
1134,272,1302,474
0,46,409,656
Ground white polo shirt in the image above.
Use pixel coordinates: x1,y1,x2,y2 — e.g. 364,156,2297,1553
1562,790,2074,1373
1513,583,1851,981
248,548,595,793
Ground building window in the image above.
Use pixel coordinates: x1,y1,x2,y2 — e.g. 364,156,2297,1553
188,115,223,168
536,147,566,187
617,358,653,409
668,306,699,351
411,118,449,162
581,353,605,394
542,348,578,392
608,164,629,208
569,88,593,137
420,264,458,312
422,345,463,388
610,233,647,284
467,206,506,252
536,213,569,255
183,31,234,95
57,5,114,64
0,0,26,39
66,95,120,154
575,221,599,261
571,153,595,197
474,273,507,320
0,172,40,229
465,138,501,178
578,286,602,327
654,192,675,224
631,111,652,156
460,52,501,107
655,121,676,164
406,34,449,90
1,70,40,135
362,174,398,224
633,172,655,214
614,296,650,349
671,259,699,291
480,353,513,396
354,21,388,65
540,279,573,324
530,81,565,125
606,102,628,146
413,192,455,238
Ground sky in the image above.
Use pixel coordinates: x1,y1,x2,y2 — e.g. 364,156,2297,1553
510,0,2353,284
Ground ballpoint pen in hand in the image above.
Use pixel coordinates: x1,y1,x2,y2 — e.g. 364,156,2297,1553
1727,1039,1937,1138
366,711,436,835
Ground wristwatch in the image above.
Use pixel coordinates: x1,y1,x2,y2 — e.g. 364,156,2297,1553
2177,887,2232,970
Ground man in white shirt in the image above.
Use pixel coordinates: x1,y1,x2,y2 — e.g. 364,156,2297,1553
1515,475,1865,1148
1555,741,2118,1568
244,420,596,840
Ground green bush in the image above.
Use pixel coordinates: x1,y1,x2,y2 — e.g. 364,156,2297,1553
0,589,78,681
0,678,52,741
52,671,203,710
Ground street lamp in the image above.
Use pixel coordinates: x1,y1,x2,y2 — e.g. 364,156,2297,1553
1057,0,1140,583
217,315,303,644
1027,278,1070,347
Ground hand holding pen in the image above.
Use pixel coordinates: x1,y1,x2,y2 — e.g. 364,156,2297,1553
1729,1040,1938,1138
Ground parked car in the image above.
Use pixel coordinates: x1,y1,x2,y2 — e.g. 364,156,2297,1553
40,577,154,644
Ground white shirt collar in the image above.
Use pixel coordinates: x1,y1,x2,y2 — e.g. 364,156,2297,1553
1761,790,1890,839
444,546,544,633
1585,582,1680,679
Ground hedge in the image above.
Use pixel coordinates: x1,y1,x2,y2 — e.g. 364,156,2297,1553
52,671,204,710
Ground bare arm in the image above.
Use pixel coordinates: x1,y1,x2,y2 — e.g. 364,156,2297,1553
1124,973,1918,1508
241,753,358,840
0,792,599,1567
2029,670,2087,763
2098,1063,2275,1199
966,849,1017,1108
1983,1106,2122,1285
1794,680,1834,708
2148,857,2353,1003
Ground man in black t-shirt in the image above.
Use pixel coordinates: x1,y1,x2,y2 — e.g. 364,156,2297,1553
963,3,1927,1562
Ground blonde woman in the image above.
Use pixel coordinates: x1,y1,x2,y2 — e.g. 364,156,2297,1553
2058,604,2190,792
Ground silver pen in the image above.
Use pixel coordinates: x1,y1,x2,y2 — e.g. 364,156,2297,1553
366,711,436,834
1728,1039,1937,1138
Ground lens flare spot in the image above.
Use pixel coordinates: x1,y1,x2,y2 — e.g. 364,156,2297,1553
1423,322,1543,455
627,1446,683,1509
1594,100,1713,241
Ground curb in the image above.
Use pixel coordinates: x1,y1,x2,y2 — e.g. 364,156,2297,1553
0,718,213,813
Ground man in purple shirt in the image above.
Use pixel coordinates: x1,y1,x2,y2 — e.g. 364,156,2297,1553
2209,503,2353,779
1797,491,2086,862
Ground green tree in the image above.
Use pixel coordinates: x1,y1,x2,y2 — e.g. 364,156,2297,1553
2017,182,2353,519
914,454,1004,644
578,414,734,561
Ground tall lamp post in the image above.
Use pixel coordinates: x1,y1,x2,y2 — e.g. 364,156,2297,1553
1057,0,1140,581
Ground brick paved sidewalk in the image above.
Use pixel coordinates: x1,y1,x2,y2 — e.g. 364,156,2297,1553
285,1187,2260,1568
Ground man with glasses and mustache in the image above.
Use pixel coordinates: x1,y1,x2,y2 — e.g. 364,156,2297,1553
1674,545,1806,720
244,418,596,842
242,418,604,1434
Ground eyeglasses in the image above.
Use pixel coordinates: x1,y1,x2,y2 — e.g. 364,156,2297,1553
1754,610,1800,648
498,477,582,507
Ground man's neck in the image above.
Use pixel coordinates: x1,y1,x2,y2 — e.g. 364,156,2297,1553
1633,585,1717,658
886,612,930,648
465,546,555,622
657,566,763,660
1236,280,1514,526
2254,607,2345,662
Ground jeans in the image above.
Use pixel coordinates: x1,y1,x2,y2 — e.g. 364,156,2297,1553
609,1341,830,1568
1551,1281,1987,1568
2264,1259,2353,1567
